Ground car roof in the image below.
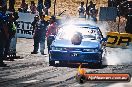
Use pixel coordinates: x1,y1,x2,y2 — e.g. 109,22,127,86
61,20,99,30
74,23,99,29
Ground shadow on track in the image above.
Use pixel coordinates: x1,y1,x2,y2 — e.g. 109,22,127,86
53,62,108,69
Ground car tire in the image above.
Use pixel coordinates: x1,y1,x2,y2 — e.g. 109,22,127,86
59,61,67,65
59,61,63,65
96,61,102,68
89,61,102,68
49,54,55,66
49,60,55,66
93,61,102,68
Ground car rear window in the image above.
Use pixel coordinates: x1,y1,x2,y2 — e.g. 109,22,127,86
57,27,97,40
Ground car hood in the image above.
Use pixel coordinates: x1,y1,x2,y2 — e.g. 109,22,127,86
52,39,100,48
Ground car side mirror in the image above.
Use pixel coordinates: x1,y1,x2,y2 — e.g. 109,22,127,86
101,37,108,46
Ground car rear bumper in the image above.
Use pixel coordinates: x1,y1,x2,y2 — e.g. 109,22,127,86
49,50,102,63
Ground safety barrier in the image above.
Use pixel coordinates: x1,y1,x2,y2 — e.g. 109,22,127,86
16,12,37,38
106,32,132,48
16,12,56,38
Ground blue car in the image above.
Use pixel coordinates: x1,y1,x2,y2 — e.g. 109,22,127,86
49,23,106,67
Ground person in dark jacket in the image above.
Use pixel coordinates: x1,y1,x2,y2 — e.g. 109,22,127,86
31,14,49,55
0,7,8,67
4,13,16,59
31,15,39,34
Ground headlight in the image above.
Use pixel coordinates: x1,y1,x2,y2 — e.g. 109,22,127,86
83,49,98,52
51,47,63,51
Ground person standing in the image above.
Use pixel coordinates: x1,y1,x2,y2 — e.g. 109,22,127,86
31,15,39,34
87,1,97,22
0,0,7,12
30,1,37,14
20,0,28,13
78,1,86,18
44,0,51,15
31,14,49,55
4,13,16,59
46,16,58,53
37,0,44,16
0,7,8,66
46,16,57,37
9,0,15,12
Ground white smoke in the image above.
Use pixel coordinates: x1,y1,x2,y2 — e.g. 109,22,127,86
106,46,132,65
95,21,132,65
97,21,110,37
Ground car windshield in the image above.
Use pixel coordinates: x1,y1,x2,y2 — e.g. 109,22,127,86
56,25,97,40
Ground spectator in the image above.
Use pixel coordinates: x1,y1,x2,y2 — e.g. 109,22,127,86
46,16,57,37
46,16,58,53
19,0,28,13
0,0,7,12
37,0,44,16
31,14,49,55
4,13,16,59
31,15,39,34
9,0,15,12
78,1,86,18
87,1,95,10
87,1,98,21
0,7,8,67
30,1,37,14
44,0,51,15
87,1,95,17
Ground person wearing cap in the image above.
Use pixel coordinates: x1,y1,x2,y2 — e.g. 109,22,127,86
46,16,58,53
31,14,49,55
4,13,16,59
78,1,86,18
31,15,39,34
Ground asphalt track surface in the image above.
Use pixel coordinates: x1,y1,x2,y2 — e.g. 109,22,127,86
0,38,132,87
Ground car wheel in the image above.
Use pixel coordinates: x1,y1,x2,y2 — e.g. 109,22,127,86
94,61,102,68
89,61,102,68
49,54,55,66
49,60,55,66
59,61,67,65
59,61,63,65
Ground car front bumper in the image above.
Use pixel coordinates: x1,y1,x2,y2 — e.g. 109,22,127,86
49,50,102,63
